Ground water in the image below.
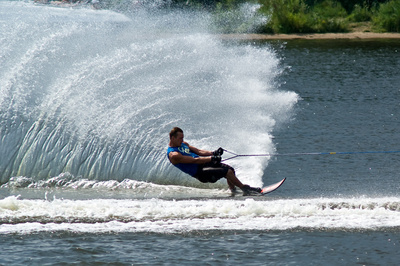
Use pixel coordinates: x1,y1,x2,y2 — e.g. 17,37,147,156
1,1,400,265
1,231,398,265
267,39,400,198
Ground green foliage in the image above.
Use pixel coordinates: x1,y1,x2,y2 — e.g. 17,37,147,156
310,0,349,32
172,0,400,33
373,0,400,32
258,0,313,33
313,0,347,18
348,4,375,22
258,0,349,33
305,0,387,12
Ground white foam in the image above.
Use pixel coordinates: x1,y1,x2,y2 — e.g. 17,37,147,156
1,196,399,234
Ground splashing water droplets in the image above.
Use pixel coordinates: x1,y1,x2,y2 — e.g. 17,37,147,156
0,1,298,187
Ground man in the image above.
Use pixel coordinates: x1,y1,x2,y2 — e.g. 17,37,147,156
167,127,262,195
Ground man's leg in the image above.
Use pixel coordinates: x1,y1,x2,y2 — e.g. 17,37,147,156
225,169,261,195
227,179,235,191
225,169,244,188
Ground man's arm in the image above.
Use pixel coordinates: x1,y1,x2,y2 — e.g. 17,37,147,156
168,151,211,165
185,142,213,156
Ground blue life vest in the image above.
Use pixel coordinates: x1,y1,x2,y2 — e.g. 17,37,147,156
167,143,199,176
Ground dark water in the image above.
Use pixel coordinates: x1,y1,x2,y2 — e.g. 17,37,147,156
1,1,400,265
2,231,400,265
267,39,400,199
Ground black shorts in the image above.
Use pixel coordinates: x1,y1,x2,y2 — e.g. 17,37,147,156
194,163,235,183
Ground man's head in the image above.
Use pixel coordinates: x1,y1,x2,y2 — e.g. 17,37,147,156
169,127,184,147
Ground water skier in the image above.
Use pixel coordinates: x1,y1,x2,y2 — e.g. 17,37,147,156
167,127,262,196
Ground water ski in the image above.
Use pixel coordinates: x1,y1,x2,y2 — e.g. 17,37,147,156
260,178,286,195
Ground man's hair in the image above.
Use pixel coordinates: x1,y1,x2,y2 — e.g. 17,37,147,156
169,127,183,139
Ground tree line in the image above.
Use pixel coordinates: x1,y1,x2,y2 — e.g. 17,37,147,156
47,0,400,33
171,0,400,33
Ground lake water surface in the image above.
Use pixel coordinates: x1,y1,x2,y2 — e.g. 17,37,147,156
1,1,400,265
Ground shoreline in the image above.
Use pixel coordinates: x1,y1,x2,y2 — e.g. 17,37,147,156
220,32,400,40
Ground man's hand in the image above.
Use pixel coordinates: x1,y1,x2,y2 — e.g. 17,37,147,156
212,147,224,156
211,155,221,165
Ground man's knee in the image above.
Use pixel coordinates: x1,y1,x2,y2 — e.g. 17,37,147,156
226,168,235,177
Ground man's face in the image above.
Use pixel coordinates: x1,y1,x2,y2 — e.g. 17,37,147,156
171,132,184,146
